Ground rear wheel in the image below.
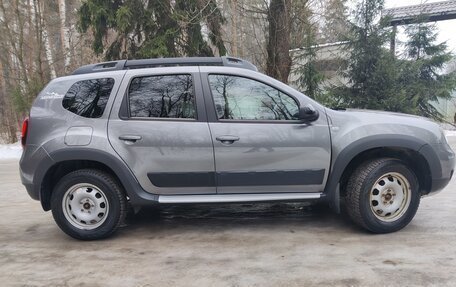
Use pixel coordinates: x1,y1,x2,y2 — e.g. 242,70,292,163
51,169,127,240
345,158,420,233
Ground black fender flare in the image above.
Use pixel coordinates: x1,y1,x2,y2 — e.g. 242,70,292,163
324,134,440,212
38,148,158,210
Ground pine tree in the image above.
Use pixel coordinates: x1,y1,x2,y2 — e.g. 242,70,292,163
321,0,350,43
401,21,456,120
78,0,226,60
295,20,324,99
334,0,401,110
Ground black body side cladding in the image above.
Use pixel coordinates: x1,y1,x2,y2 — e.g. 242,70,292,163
217,170,325,186
148,170,325,188
148,172,216,188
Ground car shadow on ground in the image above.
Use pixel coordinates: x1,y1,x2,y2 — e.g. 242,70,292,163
120,201,359,235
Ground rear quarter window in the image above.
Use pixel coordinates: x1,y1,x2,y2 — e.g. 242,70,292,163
62,78,115,118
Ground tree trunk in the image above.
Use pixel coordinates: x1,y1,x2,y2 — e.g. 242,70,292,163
231,0,238,56
40,0,56,78
58,0,70,71
266,0,292,83
32,0,45,83
14,0,29,86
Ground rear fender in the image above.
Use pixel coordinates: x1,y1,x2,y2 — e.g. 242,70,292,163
38,148,159,210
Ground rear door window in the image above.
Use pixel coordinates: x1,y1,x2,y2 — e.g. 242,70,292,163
128,74,196,119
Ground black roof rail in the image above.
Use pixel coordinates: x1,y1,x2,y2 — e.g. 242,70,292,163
72,56,257,75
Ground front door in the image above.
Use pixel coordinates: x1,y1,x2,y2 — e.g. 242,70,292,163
203,73,331,194
108,68,216,195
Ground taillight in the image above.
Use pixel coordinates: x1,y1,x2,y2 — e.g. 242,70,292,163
21,117,29,148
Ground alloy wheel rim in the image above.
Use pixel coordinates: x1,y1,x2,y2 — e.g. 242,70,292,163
62,183,109,230
369,172,411,222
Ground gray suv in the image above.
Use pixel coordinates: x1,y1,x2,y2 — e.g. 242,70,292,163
19,57,455,240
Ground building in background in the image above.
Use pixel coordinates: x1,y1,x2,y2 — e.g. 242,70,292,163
289,41,349,90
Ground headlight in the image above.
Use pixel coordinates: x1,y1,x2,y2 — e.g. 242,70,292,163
440,129,454,154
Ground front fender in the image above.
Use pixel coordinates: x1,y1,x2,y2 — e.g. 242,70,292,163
324,134,439,211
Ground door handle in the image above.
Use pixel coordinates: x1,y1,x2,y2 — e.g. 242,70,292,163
119,135,142,143
216,135,240,145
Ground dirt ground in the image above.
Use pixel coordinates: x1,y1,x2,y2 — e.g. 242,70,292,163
1,141,456,286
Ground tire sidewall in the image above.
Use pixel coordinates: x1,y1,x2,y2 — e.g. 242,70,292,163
51,171,123,240
358,160,420,233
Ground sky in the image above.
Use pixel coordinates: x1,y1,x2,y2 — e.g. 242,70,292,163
384,0,456,53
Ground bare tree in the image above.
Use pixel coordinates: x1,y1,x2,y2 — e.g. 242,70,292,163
0,0,99,143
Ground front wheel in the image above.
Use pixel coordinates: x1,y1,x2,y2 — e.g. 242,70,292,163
51,169,127,240
345,158,420,233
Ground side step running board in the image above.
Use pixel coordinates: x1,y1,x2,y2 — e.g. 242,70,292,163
158,192,322,204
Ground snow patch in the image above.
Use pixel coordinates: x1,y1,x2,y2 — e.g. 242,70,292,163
0,142,22,160
445,130,456,137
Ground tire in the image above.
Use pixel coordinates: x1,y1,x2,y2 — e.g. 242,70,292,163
345,158,420,233
51,169,127,240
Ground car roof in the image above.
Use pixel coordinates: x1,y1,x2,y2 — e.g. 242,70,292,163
72,56,258,75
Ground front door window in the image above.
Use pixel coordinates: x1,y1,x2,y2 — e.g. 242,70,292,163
208,75,299,121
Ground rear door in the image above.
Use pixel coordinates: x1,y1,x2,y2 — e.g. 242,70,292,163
108,67,216,195
200,67,331,194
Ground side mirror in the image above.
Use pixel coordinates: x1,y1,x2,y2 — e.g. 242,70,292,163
299,104,319,122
